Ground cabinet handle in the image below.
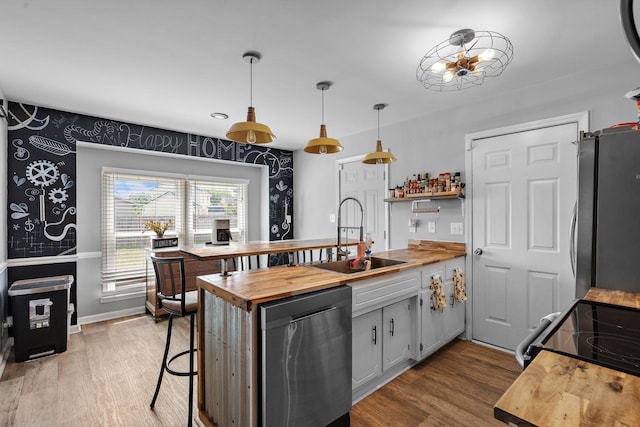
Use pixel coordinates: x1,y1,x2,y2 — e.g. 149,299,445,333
372,325,377,345
450,293,455,307
390,318,395,337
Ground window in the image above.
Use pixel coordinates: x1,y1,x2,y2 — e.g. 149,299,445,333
102,170,247,296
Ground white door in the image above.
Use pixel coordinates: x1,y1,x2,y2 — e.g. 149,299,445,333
339,158,387,252
471,121,579,350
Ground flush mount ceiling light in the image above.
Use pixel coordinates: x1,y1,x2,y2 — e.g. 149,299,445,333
304,81,343,154
416,28,513,91
363,104,396,165
226,51,276,144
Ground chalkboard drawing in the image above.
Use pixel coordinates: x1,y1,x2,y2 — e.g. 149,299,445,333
44,207,77,242
281,197,291,239
25,159,60,221
12,139,31,160
48,188,69,204
10,202,29,219
13,174,27,186
29,135,76,156
7,103,50,131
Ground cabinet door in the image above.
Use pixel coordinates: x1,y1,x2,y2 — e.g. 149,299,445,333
352,309,382,389
444,282,465,340
382,299,413,371
419,290,444,360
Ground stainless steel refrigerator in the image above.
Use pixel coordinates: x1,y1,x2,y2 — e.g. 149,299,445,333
575,126,640,298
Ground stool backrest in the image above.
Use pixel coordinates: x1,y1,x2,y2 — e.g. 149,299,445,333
150,256,187,316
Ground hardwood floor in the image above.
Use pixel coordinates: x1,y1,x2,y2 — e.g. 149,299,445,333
350,340,521,426
0,314,520,426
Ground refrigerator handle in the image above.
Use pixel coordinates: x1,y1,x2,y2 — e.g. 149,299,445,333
569,201,577,277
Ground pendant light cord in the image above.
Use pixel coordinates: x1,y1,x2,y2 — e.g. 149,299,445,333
321,87,325,125
249,58,253,107
377,108,380,140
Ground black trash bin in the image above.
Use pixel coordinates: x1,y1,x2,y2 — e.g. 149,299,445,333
8,275,74,362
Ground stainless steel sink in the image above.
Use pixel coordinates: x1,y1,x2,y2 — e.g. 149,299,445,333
308,256,406,274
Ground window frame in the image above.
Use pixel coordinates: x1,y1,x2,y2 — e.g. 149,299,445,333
101,167,249,298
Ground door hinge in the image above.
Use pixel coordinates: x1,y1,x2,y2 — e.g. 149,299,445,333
420,343,423,352
420,298,423,307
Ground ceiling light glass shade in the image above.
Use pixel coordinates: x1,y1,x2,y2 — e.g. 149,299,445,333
362,140,396,164
416,28,513,91
304,124,343,154
226,107,276,144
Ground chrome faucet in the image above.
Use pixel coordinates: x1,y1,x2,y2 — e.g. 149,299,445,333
336,197,364,260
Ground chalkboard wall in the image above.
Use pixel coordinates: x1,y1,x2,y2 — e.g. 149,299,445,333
7,102,294,259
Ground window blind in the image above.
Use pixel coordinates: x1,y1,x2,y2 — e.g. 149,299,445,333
102,172,184,293
186,179,247,246
102,171,247,295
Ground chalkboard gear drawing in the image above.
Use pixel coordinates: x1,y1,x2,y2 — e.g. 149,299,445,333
25,159,60,221
48,188,69,204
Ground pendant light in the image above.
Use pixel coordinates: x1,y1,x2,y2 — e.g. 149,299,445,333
362,104,396,164
304,81,343,154
226,51,276,144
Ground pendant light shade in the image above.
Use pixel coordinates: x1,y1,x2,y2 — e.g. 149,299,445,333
226,52,276,144
363,104,396,164
304,81,343,154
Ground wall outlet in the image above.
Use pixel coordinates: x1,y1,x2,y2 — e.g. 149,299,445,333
450,222,463,235
428,221,436,233
329,213,335,223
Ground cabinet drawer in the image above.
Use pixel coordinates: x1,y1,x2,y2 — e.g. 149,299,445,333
351,271,420,315
445,257,465,282
421,261,445,289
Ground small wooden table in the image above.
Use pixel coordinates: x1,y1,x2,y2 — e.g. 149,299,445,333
494,289,640,426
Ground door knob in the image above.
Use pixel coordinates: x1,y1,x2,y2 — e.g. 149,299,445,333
474,248,483,256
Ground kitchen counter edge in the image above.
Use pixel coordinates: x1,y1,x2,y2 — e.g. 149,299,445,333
196,247,466,311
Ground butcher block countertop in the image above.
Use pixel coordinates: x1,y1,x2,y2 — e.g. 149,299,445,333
196,240,465,311
180,238,357,260
494,289,640,427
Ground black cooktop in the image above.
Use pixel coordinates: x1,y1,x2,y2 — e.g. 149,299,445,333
539,300,640,376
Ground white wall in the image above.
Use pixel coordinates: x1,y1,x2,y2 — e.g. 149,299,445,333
294,58,640,247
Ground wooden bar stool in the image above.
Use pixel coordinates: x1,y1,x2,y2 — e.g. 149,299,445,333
149,256,198,427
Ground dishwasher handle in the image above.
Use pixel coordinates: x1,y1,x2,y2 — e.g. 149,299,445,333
290,305,337,323
514,312,560,368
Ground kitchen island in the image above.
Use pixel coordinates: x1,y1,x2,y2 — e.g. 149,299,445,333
494,288,640,426
194,240,465,427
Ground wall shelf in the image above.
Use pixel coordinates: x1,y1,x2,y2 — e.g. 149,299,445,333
384,190,464,204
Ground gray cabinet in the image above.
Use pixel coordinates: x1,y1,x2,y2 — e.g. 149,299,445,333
352,309,382,389
419,257,466,360
382,299,414,370
350,271,419,401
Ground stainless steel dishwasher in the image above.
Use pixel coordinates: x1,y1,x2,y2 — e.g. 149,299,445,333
259,285,352,427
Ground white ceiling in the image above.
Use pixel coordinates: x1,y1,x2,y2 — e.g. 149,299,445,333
0,0,638,151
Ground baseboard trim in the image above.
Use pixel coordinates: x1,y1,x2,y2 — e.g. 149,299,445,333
78,306,146,326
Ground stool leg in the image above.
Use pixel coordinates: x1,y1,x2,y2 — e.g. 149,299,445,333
188,313,195,427
151,314,173,409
